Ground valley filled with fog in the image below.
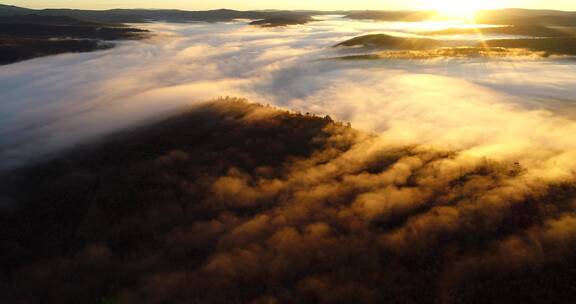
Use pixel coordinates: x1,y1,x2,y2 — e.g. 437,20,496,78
7,12,576,304
2,15,576,173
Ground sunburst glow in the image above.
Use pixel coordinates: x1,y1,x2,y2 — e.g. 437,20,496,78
423,0,502,20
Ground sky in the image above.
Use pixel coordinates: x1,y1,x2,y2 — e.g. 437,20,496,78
4,0,576,11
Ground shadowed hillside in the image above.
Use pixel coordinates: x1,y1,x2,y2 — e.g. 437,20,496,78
335,34,445,49
0,38,114,65
0,4,31,16
341,8,576,26
249,16,315,27
475,8,576,26
335,33,576,58
0,14,111,26
0,14,147,65
484,37,576,56
3,99,576,304
0,23,147,40
345,10,436,21
423,25,576,38
0,5,318,24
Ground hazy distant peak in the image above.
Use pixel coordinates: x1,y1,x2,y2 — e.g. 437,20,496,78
0,14,107,26
0,4,32,15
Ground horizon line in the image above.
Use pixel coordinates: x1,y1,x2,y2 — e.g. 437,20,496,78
3,4,573,13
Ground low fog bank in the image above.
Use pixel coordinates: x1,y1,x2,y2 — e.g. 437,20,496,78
3,100,576,303
1,17,576,170
3,15,576,304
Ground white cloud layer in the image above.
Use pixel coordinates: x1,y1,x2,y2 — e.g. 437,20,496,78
2,16,576,173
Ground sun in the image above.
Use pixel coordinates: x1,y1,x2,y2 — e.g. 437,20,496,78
436,2,480,19
422,0,501,21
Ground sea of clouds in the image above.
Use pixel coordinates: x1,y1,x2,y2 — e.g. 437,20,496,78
5,16,576,303
1,16,576,172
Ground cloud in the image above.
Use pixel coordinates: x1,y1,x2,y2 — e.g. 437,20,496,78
3,17,576,171
4,17,576,302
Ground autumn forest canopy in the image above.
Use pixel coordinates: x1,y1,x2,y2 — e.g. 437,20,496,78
3,2,576,304
4,100,576,304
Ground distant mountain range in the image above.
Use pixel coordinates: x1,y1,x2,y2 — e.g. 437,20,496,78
2,4,576,25
3,4,576,65
476,8,576,25
345,10,436,21
0,14,110,26
0,4,323,23
345,8,576,25
0,6,149,65
0,4,31,16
